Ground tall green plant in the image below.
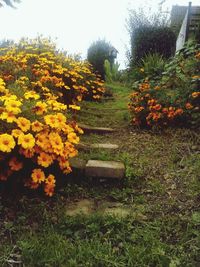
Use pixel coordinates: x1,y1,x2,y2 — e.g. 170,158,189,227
104,60,120,82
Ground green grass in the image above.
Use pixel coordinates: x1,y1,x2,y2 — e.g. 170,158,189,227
76,83,132,127
0,82,200,266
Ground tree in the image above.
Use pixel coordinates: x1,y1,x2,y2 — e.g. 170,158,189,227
0,0,20,8
87,39,117,80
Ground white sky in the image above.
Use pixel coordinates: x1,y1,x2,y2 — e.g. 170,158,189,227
0,0,199,69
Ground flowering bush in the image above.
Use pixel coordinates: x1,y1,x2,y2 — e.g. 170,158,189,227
129,42,200,128
0,38,105,106
0,38,105,196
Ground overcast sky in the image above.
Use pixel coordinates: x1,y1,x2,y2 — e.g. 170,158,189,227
0,0,199,68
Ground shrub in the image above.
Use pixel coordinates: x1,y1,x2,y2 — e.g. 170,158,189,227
127,8,176,66
129,42,200,128
87,39,116,80
131,26,176,64
0,38,105,196
0,37,105,104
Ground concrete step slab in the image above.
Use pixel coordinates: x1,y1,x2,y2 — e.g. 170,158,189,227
69,158,87,177
90,144,119,149
78,123,116,134
85,160,125,179
77,143,119,150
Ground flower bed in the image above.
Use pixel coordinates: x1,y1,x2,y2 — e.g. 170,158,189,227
129,42,200,128
0,38,105,196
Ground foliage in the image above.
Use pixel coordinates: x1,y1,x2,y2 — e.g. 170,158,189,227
126,53,167,84
87,39,115,80
127,8,176,65
129,41,200,128
104,59,120,83
0,38,106,196
140,53,166,79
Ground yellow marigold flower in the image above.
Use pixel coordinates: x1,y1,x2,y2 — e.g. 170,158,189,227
36,132,52,151
16,117,31,132
62,124,74,134
0,111,16,123
49,132,63,155
31,168,45,184
31,120,44,132
45,174,56,185
67,132,79,144
9,157,23,171
24,91,40,100
77,95,82,102
44,114,58,128
37,152,54,168
33,101,47,115
11,129,23,138
69,104,80,110
5,100,22,114
18,133,35,149
0,134,16,152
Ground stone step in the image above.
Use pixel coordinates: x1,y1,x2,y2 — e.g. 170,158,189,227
69,158,87,177
78,123,116,134
85,160,125,179
69,158,125,180
77,142,119,150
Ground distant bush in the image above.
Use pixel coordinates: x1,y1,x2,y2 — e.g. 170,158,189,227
87,39,116,80
127,8,176,66
131,26,176,64
129,41,200,128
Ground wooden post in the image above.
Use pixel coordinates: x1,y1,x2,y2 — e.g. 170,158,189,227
185,2,192,41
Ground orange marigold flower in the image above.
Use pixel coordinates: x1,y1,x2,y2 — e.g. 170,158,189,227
31,168,45,184
175,108,183,116
0,134,15,152
19,147,35,158
45,174,56,185
185,103,193,110
31,120,44,132
9,157,23,171
37,152,54,168
44,183,55,197
192,92,200,98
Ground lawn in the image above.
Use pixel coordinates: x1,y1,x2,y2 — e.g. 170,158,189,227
0,83,200,267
